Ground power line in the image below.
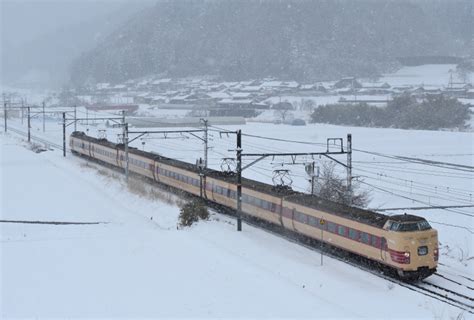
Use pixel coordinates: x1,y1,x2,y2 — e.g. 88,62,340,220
359,181,474,218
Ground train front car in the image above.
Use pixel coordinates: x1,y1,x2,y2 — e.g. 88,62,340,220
382,214,438,280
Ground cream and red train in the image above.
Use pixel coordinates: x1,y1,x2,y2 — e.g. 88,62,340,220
70,131,438,279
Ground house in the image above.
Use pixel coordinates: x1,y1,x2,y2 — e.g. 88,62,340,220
466,89,474,99
443,83,472,98
212,99,259,117
333,77,362,89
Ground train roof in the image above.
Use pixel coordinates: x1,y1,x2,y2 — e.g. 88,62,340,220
388,214,427,222
283,194,388,228
72,131,420,229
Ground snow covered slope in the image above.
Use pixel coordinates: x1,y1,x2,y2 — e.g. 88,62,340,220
0,133,467,318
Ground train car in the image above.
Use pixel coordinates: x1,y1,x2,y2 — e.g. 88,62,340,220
70,131,438,279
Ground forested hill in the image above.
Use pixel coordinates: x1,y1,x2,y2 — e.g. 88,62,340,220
70,0,472,85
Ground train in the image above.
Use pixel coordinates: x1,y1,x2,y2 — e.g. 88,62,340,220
70,131,438,280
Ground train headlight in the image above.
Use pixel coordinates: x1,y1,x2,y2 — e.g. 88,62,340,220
404,252,410,258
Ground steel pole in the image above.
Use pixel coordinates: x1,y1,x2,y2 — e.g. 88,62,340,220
3,102,7,132
62,112,66,157
236,129,242,231
74,105,77,131
125,123,129,182
27,106,31,142
42,101,45,132
347,133,352,204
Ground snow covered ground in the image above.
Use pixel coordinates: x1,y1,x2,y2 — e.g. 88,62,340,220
1,63,473,317
0,133,469,318
379,64,472,88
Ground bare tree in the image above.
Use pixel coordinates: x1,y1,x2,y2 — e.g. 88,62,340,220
316,162,371,208
272,101,293,122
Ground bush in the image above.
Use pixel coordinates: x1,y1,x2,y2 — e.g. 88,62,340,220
178,199,209,227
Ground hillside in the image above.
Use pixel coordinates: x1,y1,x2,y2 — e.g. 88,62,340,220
70,0,472,85
1,1,153,88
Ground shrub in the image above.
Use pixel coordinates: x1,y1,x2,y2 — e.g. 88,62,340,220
178,199,209,227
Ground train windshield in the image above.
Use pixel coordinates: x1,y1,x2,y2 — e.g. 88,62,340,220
389,220,431,232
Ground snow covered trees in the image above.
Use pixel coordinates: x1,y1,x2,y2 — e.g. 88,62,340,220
178,199,209,227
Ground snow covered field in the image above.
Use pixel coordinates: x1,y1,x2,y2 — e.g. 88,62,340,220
1,63,473,318
0,133,469,318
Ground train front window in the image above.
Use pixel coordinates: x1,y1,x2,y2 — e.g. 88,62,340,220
417,220,431,230
389,220,431,232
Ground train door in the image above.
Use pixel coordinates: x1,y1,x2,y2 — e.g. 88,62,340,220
278,198,284,227
202,175,208,199
152,162,157,181
380,237,388,262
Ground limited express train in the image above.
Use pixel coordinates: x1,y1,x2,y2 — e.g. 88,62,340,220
70,131,438,279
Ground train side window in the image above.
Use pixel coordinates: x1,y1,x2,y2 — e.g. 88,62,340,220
308,216,316,226
337,225,345,236
360,232,370,244
371,236,379,248
328,222,336,233
349,229,358,240
270,202,277,212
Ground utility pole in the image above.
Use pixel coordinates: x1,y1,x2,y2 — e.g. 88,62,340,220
122,110,129,181
236,129,242,231
201,119,208,168
62,112,66,157
21,99,24,125
27,106,31,142
74,105,77,131
42,101,45,132
198,157,204,198
3,102,6,132
125,123,129,182
320,218,325,266
347,133,352,204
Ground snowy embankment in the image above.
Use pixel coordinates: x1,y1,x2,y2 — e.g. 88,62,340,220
0,133,465,318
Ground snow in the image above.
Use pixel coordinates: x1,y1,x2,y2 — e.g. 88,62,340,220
0,133,466,318
1,63,473,317
379,64,471,88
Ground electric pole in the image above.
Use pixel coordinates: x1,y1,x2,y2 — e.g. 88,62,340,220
125,123,129,182
27,106,31,142
122,110,129,181
62,112,66,157
42,101,45,132
21,99,24,125
74,105,77,131
201,119,208,168
3,102,6,132
236,129,242,231
347,133,352,204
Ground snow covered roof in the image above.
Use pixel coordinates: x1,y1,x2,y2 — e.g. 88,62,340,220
261,81,283,88
151,78,172,85
207,92,231,99
96,83,110,89
239,86,262,92
229,92,252,98
218,98,253,104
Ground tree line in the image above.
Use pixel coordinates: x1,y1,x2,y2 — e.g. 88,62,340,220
310,94,471,130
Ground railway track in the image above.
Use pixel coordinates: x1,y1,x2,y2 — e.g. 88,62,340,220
5,126,473,314
6,126,66,152
237,214,474,314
